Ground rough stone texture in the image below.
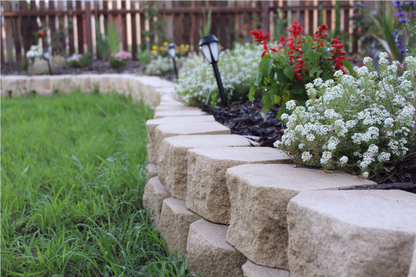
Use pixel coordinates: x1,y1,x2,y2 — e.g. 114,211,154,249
186,147,291,224
153,121,230,165
146,116,215,163
1,75,27,96
158,135,258,199
154,105,196,112
187,219,247,277
226,164,375,269
26,76,51,93
287,190,416,277
158,198,201,254
142,177,170,226
154,109,208,119
242,260,290,277
145,163,157,179
50,75,76,93
409,241,416,277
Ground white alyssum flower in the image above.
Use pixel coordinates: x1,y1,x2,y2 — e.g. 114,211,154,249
286,100,297,111
301,151,313,162
279,54,415,177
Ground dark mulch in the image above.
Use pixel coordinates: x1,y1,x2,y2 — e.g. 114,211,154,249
199,98,416,192
1,60,177,82
199,97,284,148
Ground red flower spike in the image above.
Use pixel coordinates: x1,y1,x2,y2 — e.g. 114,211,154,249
320,41,324,48
263,43,268,50
261,50,267,58
280,34,286,46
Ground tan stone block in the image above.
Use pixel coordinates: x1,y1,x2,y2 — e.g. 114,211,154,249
160,94,176,102
145,163,157,179
50,75,76,93
36,89,54,96
186,147,291,224
154,105,196,112
158,135,258,199
158,198,201,254
2,76,27,96
154,122,230,165
70,75,91,92
146,116,215,163
242,260,290,277
287,190,416,277
154,109,207,119
26,76,51,93
187,219,247,277
226,164,375,269
158,101,186,107
142,177,170,226
92,74,116,93
409,241,416,277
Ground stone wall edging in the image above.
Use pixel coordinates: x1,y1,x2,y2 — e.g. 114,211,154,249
1,74,177,108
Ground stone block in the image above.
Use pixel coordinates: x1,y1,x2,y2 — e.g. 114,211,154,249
71,75,91,92
158,101,186,107
90,74,116,93
226,164,375,269
160,94,175,102
154,109,207,119
187,219,247,277
154,122,230,164
154,105,196,112
26,76,51,93
287,190,416,277
146,116,215,163
409,241,416,277
186,147,291,224
50,75,76,93
142,177,170,226
1,76,27,96
242,260,290,277
158,135,258,199
158,198,201,254
145,163,158,179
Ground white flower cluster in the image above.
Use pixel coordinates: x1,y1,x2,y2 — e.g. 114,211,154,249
67,53,82,62
145,55,185,76
26,45,43,60
276,52,416,178
172,43,262,106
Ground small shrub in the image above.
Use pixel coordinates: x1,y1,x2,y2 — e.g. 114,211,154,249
67,53,92,68
20,57,31,71
173,43,262,106
145,55,183,76
275,53,416,178
109,51,132,69
137,48,151,65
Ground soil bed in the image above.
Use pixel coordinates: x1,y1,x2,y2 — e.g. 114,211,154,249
199,99,416,192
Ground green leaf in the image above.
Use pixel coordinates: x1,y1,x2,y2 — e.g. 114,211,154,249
249,85,256,102
274,95,281,104
322,70,332,80
306,49,319,66
283,66,295,81
262,92,275,115
305,35,314,42
343,59,354,75
292,82,306,95
309,68,322,78
259,57,273,77
254,72,262,87
276,72,289,85
211,91,218,109
321,48,332,58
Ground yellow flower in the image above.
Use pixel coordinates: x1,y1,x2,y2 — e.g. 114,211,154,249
176,46,180,50
152,45,157,50
152,50,157,54
159,47,164,51
163,42,168,46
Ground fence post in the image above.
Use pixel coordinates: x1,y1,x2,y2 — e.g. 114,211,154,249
165,0,174,40
76,0,84,54
49,0,57,54
0,2,4,64
121,0,128,50
21,1,31,54
85,0,93,55
173,1,182,45
67,0,75,55
131,0,138,59
4,1,14,63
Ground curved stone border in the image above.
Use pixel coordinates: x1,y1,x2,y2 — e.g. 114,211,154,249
1,74,176,107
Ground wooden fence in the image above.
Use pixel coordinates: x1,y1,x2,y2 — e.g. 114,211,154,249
0,0,357,64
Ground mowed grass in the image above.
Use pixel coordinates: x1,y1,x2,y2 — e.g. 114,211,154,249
1,92,192,276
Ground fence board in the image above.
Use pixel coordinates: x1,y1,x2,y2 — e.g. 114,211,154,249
139,2,146,46
210,1,218,41
343,0,350,53
219,1,227,49
29,0,39,48
131,0,138,59
121,0,128,50
0,2,4,64
11,1,22,61
39,0,47,48
183,1,192,46
21,1,31,53
191,1,200,52
173,1,182,45
67,0,75,55
165,0,173,40
75,0,84,54
85,1,93,53
49,0,56,54
228,0,235,47
4,1,14,62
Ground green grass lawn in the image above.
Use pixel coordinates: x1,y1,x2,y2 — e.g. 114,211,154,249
1,92,192,276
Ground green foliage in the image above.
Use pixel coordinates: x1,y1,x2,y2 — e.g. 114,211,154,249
137,48,152,65
1,93,194,276
371,3,401,60
107,22,121,55
199,8,212,38
141,2,170,44
68,53,92,68
95,18,109,61
109,56,126,69
273,11,287,40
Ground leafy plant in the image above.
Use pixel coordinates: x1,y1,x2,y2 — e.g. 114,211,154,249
199,8,212,38
371,2,401,61
107,21,121,55
137,48,152,65
250,22,352,117
273,11,287,41
95,18,109,60
67,53,92,68
275,53,416,179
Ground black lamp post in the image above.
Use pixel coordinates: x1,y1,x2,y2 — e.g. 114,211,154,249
199,34,227,107
43,49,52,75
167,43,178,80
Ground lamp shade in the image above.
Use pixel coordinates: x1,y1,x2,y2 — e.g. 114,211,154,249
43,49,50,60
167,43,176,58
199,34,219,64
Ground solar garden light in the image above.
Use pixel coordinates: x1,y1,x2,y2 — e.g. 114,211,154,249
199,34,227,107
43,49,52,75
168,43,178,80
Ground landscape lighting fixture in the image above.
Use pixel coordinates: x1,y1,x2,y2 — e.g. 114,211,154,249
199,34,227,107
168,43,178,80
43,49,52,75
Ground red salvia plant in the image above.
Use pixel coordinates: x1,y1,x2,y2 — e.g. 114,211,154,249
249,21,353,118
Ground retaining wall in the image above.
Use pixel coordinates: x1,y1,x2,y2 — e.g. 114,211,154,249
4,75,416,277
